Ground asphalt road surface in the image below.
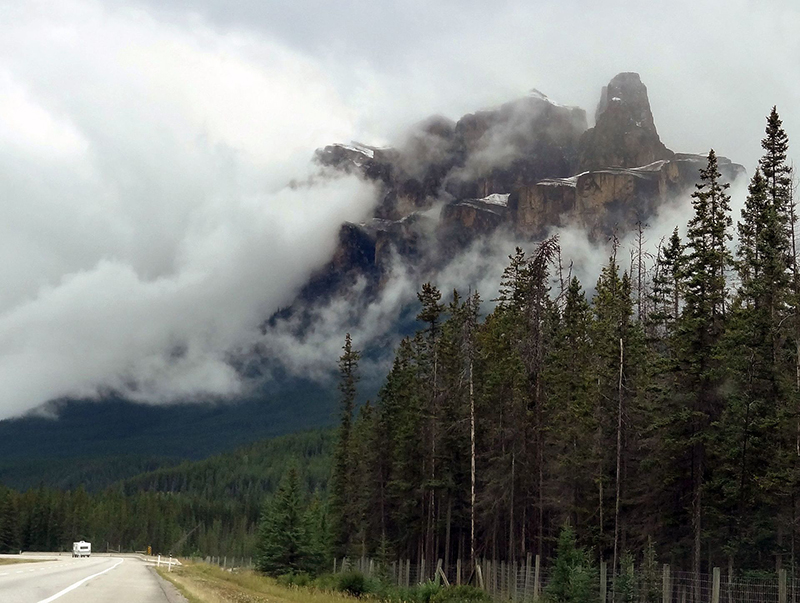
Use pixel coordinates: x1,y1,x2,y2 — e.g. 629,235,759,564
0,554,186,603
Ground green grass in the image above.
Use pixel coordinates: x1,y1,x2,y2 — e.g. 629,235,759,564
157,562,491,603
157,562,364,603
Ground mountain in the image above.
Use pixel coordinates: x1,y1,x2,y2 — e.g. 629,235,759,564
0,378,339,491
0,72,745,489
305,72,744,301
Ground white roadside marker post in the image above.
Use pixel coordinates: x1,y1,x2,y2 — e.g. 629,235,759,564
157,554,161,567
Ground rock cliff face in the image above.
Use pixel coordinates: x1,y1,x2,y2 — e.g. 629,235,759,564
438,194,510,248
513,155,744,239
299,72,745,303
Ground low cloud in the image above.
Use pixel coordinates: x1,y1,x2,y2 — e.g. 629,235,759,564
0,0,790,418
0,2,375,418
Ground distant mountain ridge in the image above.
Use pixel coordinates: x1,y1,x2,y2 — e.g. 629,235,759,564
0,379,338,490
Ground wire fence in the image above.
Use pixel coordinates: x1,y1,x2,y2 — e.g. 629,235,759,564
196,555,254,570
335,557,800,603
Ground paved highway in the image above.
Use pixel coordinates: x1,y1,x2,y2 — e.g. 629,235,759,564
0,554,186,603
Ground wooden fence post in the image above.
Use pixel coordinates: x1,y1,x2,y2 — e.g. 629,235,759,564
456,558,462,585
780,568,788,603
524,553,532,599
534,554,541,602
513,561,519,602
601,561,608,603
437,559,450,587
727,562,734,603
712,568,721,603
662,564,671,603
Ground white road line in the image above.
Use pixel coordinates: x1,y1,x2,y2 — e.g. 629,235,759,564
36,559,124,603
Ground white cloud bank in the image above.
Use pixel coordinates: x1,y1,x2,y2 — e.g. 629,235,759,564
0,0,797,418
0,1,375,418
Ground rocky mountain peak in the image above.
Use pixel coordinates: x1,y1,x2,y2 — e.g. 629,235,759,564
595,72,655,130
578,72,673,171
303,73,745,306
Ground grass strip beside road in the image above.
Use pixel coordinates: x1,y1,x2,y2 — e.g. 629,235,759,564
0,558,47,565
157,562,361,603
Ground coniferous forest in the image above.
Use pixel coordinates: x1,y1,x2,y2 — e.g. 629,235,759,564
0,430,332,557
0,108,798,586
328,108,800,577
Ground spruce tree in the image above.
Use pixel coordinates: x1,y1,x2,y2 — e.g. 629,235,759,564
716,167,791,565
378,337,426,558
708,110,796,569
545,277,596,535
416,283,445,569
677,149,732,587
256,465,313,576
303,491,329,574
649,228,683,338
546,524,597,603
760,107,792,213
591,255,644,569
330,333,360,556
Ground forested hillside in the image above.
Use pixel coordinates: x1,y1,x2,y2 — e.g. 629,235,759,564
0,378,339,491
0,430,332,557
328,109,799,577
2,108,796,584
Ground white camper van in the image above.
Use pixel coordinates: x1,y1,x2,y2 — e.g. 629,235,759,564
72,541,91,558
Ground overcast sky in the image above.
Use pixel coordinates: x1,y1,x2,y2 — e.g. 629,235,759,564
0,0,798,419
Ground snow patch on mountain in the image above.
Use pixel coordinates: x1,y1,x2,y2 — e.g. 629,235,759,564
479,193,510,206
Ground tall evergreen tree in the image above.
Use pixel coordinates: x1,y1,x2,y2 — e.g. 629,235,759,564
416,283,445,567
330,333,360,555
545,278,596,536
677,149,732,588
591,254,645,571
379,336,426,559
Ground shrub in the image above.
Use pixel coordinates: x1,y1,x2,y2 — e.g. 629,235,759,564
416,580,443,603
337,570,371,596
277,572,313,587
379,584,418,603
430,585,492,603
311,573,340,590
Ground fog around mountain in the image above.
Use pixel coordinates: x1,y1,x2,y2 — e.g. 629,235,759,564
0,0,798,419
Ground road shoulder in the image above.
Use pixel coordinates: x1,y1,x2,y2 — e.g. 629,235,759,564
148,566,190,603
